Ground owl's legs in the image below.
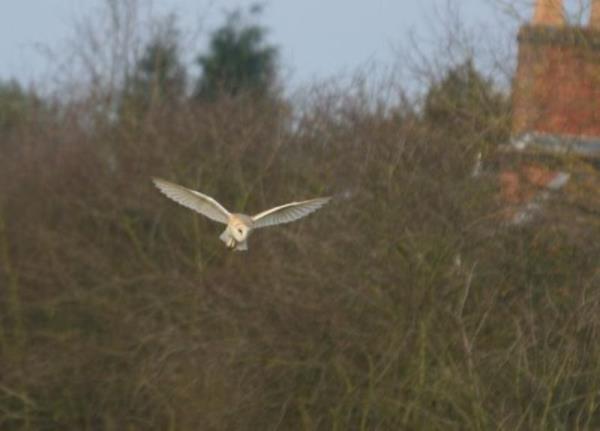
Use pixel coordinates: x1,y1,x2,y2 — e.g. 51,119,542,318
219,229,236,249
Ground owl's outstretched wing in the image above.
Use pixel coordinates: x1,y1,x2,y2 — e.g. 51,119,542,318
152,178,230,224
251,197,331,229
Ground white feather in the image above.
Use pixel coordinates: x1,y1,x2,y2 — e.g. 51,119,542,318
251,197,331,229
152,178,230,224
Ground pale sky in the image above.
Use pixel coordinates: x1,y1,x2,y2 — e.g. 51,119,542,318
0,0,536,90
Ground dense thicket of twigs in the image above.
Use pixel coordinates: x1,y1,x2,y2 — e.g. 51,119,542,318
1,7,600,430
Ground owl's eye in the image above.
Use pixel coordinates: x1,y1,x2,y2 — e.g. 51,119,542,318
238,229,243,234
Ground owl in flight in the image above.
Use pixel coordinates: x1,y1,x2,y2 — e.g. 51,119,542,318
153,178,331,251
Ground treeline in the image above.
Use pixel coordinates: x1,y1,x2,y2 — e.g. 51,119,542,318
0,4,599,430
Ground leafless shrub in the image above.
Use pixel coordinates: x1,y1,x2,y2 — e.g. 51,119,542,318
0,1,599,429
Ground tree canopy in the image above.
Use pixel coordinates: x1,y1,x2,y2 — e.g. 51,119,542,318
423,59,509,144
122,19,186,113
194,9,278,100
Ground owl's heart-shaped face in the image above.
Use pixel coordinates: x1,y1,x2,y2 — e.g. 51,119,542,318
230,223,250,242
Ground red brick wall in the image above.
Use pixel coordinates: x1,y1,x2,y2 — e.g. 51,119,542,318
512,26,600,137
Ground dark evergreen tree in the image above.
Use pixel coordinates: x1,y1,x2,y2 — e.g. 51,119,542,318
0,80,35,134
194,8,278,100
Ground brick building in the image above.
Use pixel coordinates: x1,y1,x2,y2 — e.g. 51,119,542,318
511,0,600,153
499,0,600,223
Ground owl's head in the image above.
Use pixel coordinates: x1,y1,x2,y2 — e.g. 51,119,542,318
231,222,250,242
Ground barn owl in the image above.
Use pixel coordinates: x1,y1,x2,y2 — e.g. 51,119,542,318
153,178,331,251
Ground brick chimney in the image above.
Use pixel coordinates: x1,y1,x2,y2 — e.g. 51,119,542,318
591,0,600,28
533,0,564,26
511,0,600,138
